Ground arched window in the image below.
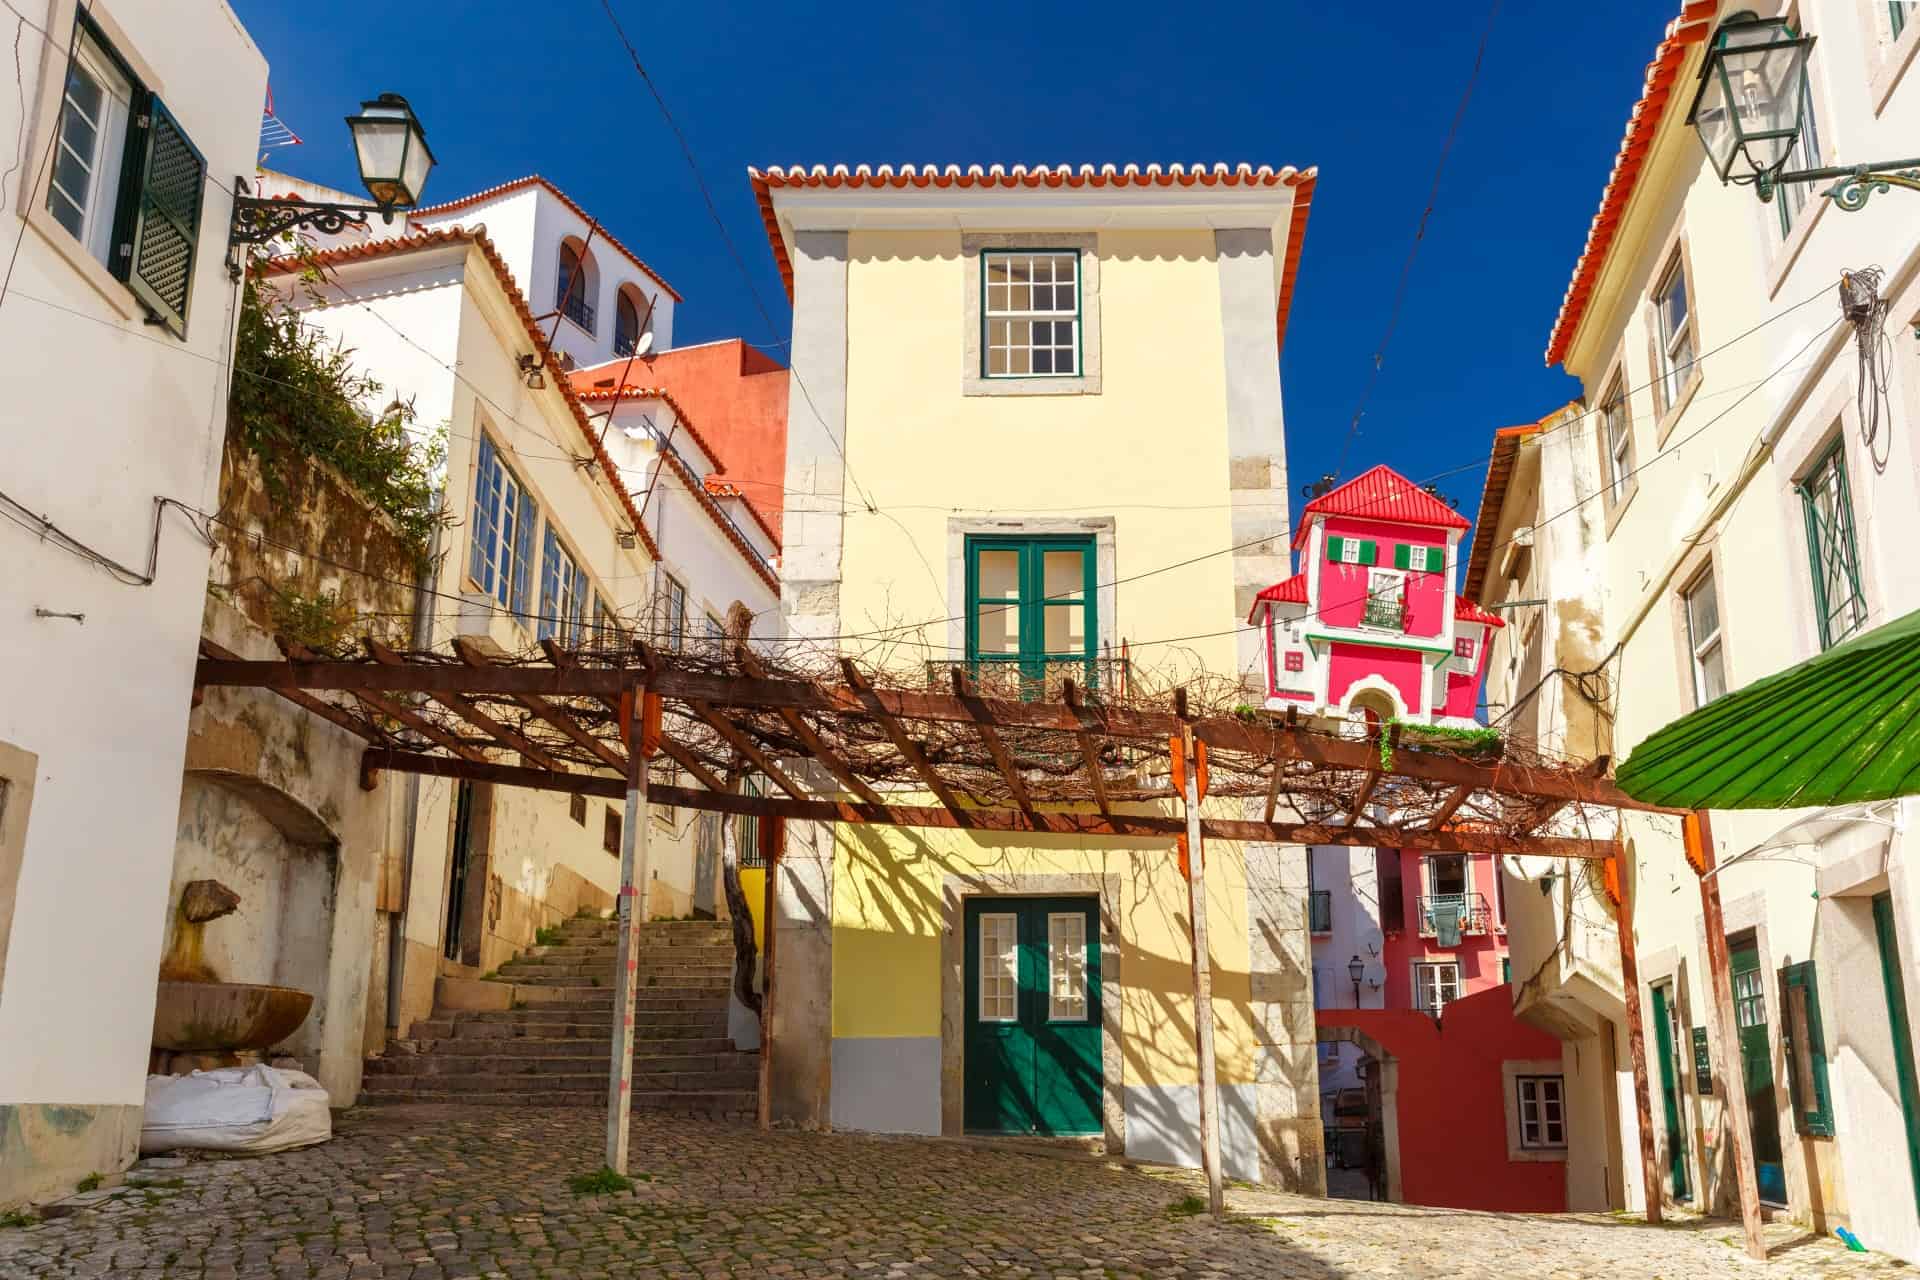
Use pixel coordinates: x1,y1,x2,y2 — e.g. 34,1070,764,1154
555,240,597,334
614,286,654,357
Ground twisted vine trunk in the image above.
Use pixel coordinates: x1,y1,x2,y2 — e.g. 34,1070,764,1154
721,815,761,1015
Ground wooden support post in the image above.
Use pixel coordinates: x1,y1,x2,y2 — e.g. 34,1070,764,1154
757,814,780,1132
1691,809,1768,1261
605,685,651,1174
1611,847,1663,1226
1180,724,1224,1217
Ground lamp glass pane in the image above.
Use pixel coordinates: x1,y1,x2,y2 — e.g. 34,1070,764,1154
352,119,408,195
1693,62,1738,178
400,123,434,203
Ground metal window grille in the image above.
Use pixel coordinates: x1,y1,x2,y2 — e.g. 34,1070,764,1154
1797,440,1866,650
983,251,1079,377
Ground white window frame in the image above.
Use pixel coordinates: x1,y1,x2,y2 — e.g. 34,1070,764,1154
1413,960,1460,1015
47,25,134,269
978,912,1018,1023
1683,568,1727,707
1516,1074,1567,1149
537,521,589,645
982,249,1080,379
1047,911,1088,1022
1654,256,1693,410
1603,385,1632,505
469,433,533,614
658,571,687,651
1362,567,1406,630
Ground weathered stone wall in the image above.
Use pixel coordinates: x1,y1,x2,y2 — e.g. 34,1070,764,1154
177,442,423,1105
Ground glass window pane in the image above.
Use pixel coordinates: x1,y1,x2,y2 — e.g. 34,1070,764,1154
980,914,1018,1022
1048,913,1087,1020
1008,347,1030,375
978,549,1020,598
1686,574,1719,644
1043,604,1085,655
977,602,1020,655
1699,642,1728,703
986,258,1008,283
1043,550,1084,601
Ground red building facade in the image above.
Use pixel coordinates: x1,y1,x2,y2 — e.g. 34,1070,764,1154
1376,847,1510,1014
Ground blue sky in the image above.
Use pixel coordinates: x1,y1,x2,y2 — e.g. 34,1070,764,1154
235,0,1675,514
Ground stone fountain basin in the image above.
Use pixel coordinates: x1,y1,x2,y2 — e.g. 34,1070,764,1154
151,980,314,1052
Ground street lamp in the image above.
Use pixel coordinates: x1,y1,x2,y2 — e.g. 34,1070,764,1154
1685,13,1920,211
229,92,438,261
1348,954,1365,1008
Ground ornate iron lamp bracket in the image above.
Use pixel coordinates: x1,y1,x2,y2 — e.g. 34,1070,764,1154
229,196,374,246
1757,159,1920,212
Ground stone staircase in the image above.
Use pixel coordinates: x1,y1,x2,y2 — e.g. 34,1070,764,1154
361,916,756,1116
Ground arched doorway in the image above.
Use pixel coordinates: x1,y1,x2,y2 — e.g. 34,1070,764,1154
1316,1022,1402,1202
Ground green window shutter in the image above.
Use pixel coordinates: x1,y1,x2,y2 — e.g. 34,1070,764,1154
1780,962,1834,1136
1325,536,1344,561
1393,544,1410,570
120,96,205,339
1358,540,1378,566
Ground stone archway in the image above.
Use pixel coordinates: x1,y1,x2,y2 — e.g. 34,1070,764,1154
168,770,340,1069
1316,1022,1402,1202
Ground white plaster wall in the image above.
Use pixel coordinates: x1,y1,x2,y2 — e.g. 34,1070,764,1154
0,0,267,1108
1309,845,1385,1012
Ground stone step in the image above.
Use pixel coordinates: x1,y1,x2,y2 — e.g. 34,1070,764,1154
442,1018,730,1042
396,1034,738,1059
368,1049,754,1077
451,1001,728,1024
500,973,730,990
507,952,733,969
502,982,728,1001
360,1065,760,1094
357,1088,757,1114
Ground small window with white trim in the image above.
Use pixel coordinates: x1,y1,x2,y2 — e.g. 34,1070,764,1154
1516,1074,1567,1149
983,251,1079,378
1683,568,1727,706
979,912,1018,1022
1414,961,1460,1014
1048,912,1088,1021
48,24,135,269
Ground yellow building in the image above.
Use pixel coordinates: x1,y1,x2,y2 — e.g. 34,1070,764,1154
749,162,1323,1188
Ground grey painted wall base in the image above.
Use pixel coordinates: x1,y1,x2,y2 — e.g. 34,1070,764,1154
728,990,760,1052
0,1102,141,1208
1123,1084,1264,1182
831,1036,942,1136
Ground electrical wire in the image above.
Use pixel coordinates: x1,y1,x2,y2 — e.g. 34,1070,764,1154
1333,0,1503,481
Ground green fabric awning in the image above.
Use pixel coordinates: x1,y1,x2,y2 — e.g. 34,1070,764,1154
1616,607,1920,810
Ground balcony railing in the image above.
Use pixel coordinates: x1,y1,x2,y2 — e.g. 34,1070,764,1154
1309,889,1332,934
562,291,597,334
1418,893,1493,939
927,656,1131,704
1361,597,1405,630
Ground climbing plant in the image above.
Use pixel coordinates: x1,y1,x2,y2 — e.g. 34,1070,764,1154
1379,719,1504,770
228,261,447,561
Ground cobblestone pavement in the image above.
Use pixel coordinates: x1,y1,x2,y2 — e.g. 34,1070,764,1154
2,1105,1909,1278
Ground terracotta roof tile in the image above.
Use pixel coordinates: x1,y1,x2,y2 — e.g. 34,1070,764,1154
1462,403,1578,599
747,162,1317,351
1455,596,1506,629
1246,571,1308,623
1544,2,1717,366
1293,464,1471,548
409,175,683,301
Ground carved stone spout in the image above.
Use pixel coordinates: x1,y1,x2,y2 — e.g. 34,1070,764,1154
158,878,241,983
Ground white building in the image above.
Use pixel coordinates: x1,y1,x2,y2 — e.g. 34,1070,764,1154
264,218,778,1033
1512,0,1920,1252
0,0,268,1206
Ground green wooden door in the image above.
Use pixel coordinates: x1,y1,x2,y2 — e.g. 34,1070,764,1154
1651,983,1690,1200
1873,893,1920,1217
1730,937,1787,1204
964,897,1102,1135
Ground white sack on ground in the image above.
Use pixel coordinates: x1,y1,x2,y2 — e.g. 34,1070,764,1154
140,1065,332,1154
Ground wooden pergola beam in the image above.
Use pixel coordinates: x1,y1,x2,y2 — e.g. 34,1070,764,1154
359,749,1619,858
1426,783,1474,830
455,638,627,771
277,640,485,765
199,641,384,749
733,646,885,807
197,657,1674,813
1346,771,1383,826
843,658,969,822
555,640,728,794
687,697,806,800
949,667,1037,820
1062,679,1113,818
366,640,559,770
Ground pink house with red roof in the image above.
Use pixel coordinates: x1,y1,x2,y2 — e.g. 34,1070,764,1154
1248,464,1503,727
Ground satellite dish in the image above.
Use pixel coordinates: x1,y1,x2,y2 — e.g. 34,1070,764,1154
632,331,655,358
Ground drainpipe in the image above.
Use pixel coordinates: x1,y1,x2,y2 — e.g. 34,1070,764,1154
387,499,445,1035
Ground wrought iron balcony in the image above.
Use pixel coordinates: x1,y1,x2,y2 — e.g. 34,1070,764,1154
927,656,1131,704
1417,893,1493,939
1309,889,1332,934
562,291,597,334
1361,597,1406,630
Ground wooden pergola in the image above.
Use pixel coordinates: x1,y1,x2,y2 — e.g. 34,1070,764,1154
195,637,1747,1233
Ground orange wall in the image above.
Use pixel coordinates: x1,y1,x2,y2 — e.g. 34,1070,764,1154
641,339,788,539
